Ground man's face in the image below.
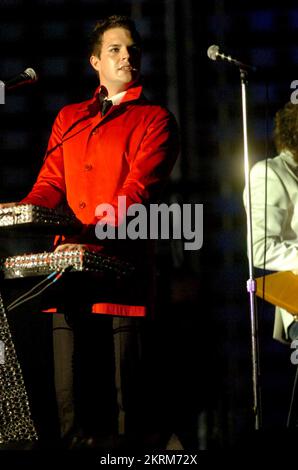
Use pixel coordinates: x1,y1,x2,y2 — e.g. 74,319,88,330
90,27,141,96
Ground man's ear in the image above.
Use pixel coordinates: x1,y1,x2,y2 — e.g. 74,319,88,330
90,55,101,72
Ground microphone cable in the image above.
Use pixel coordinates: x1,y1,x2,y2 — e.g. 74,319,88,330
261,80,270,298
43,88,108,161
7,267,72,312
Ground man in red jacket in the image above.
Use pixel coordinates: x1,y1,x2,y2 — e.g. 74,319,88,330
21,15,179,448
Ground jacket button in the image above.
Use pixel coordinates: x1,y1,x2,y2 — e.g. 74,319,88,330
79,201,86,209
91,128,98,135
84,163,93,171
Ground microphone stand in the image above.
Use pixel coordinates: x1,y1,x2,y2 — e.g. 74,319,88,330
241,67,262,431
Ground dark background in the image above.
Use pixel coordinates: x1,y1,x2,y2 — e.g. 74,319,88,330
1,0,297,450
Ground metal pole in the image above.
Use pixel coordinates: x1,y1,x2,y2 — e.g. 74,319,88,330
241,68,262,430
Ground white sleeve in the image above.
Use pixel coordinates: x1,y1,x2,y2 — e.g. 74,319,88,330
245,161,298,271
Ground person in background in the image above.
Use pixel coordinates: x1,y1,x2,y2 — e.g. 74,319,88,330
244,101,298,343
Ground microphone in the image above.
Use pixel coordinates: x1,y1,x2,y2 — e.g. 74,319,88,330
4,68,38,90
207,45,256,71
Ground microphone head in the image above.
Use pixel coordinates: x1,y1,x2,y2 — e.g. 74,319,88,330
207,44,219,61
24,68,38,81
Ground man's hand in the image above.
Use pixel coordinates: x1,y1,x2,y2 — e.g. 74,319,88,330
54,243,104,253
0,202,18,209
54,243,88,253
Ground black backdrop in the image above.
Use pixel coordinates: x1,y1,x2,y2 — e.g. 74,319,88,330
1,0,298,450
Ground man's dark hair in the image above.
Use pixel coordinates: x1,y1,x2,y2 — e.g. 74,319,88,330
88,15,141,57
274,101,298,162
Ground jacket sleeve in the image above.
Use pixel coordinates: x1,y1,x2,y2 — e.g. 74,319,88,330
21,110,66,208
96,109,180,226
245,160,298,271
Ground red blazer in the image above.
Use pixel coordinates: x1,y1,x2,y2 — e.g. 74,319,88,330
22,84,179,316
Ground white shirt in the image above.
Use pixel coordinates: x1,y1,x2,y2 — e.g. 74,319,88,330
108,91,127,106
244,149,298,341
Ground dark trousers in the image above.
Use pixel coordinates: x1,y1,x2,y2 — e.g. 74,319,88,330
53,312,163,439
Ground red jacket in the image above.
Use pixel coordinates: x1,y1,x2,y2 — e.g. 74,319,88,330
22,84,179,316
